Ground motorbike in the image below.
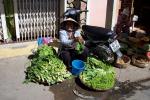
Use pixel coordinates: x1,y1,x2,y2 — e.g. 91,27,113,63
62,8,123,63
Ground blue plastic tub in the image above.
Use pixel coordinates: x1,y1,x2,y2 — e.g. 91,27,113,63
71,60,85,75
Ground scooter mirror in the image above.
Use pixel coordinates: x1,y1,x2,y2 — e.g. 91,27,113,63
132,15,138,22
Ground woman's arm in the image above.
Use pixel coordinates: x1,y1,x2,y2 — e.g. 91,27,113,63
74,29,85,44
59,30,74,47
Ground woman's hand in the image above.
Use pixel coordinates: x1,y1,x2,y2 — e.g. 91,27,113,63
75,36,84,44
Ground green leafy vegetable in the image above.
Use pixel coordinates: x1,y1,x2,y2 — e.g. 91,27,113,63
75,42,84,54
24,45,71,85
80,56,116,90
35,45,56,58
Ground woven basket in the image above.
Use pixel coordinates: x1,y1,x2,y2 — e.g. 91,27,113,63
115,55,131,68
79,75,115,91
128,37,140,43
131,55,150,68
127,49,134,56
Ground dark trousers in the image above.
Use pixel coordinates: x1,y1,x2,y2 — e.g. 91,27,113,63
60,47,89,67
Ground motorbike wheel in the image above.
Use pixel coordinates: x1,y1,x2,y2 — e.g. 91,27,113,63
94,45,115,63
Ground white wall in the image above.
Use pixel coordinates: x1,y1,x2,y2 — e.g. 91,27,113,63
86,0,108,27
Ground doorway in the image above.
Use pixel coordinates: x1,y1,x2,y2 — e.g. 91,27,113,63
134,0,150,32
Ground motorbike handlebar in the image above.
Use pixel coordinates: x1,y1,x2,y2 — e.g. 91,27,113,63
79,10,89,13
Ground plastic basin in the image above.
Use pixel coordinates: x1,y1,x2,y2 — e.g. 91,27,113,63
71,59,85,75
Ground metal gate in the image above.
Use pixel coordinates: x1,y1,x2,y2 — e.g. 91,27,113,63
0,0,8,43
13,0,59,41
0,0,88,43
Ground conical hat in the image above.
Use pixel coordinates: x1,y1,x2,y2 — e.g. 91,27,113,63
60,18,79,28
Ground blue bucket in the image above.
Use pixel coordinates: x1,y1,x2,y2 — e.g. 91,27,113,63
71,60,85,75
37,37,43,46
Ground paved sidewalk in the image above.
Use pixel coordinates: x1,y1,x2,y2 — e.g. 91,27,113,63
0,40,59,59
0,41,150,100
0,55,150,100
0,56,54,100
0,41,38,59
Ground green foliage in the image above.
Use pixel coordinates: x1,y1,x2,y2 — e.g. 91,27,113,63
80,56,116,90
35,45,57,58
144,44,150,51
75,42,84,54
24,45,72,85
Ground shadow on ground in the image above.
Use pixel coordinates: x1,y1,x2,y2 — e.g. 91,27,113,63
49,77,150,100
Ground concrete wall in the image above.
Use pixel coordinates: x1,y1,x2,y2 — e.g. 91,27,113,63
60,0,65,22
87,0,108,27
61,0,120,29
111,0,121,30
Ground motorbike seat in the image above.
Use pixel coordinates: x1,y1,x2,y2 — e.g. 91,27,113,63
82,25,115,41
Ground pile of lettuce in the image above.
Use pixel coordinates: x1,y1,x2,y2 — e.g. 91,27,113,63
79,56,116,90
24,45,71,85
